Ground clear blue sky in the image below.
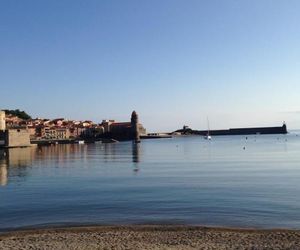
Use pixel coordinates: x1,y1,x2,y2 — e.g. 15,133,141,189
1,0,299,131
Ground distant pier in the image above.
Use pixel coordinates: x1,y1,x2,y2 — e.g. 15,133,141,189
176,123,288,136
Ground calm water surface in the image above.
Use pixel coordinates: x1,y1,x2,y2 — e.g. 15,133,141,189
1,133,300,231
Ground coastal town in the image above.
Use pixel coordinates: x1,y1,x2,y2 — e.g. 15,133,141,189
0,109,288,148
0,109,148,147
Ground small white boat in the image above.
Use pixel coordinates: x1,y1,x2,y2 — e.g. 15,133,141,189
204,117,212,140
78,140,85,144
204,134,212,140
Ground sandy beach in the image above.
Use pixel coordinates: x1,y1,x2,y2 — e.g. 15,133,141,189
0,225,300,250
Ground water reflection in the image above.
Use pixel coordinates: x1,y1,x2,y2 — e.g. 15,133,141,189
0,147,36,186
0,142,143,186
35,144,88,164
132,142,140,173
0,166,7,186
0,150,7,186
7,147,34,167
132,142,140,163
1,135,300,230
103,143,117,162
0,151,7,186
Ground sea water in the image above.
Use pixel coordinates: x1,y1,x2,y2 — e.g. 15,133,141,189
1,132,300,231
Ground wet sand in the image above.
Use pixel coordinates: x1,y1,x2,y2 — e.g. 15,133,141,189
0,225,300,250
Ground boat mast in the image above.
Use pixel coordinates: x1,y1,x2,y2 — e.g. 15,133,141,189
207,116,210,136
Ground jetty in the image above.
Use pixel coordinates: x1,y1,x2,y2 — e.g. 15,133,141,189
175,123,287,136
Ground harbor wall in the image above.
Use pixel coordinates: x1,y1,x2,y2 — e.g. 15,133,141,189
177,124,288,136
0,129,31,148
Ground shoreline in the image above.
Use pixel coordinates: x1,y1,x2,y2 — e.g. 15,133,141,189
2,224,300,234
1,225,300,249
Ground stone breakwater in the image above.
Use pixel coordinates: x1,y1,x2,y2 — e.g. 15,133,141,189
0,225,300,250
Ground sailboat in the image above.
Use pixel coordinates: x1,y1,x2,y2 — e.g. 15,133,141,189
204,117,212,140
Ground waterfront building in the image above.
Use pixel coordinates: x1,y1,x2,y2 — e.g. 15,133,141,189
55,127,70,139
1,110,146,143
0,111,6,131
0,111,31,148
102,120,116,133
0,128,31,147
4,114,24,128
42,127,56,139
41,127,70,140
100,111,146,141
69,126,86,138
27,126,37,139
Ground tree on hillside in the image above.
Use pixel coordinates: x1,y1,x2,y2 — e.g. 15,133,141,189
4,109,32,120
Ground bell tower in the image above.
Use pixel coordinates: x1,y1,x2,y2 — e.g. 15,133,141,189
131,111,140,143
